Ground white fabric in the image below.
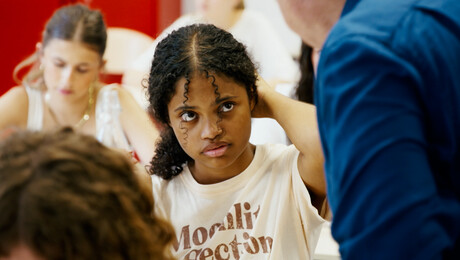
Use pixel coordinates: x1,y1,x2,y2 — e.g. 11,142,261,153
250,83,297,145
104,27,154,74
230,10,299,82
25,85,44,131
152,143,325,259
25,84,126,142
95,84,132,150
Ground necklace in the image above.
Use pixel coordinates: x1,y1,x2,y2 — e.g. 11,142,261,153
45,84,95,128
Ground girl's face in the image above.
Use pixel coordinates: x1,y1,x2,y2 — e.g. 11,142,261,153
167,72,254,182
41,39,102,102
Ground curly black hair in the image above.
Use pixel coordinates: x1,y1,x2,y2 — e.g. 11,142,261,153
147,23,258,179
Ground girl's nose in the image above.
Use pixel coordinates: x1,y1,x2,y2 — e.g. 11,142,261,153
201,118,223,140
59,67,74,87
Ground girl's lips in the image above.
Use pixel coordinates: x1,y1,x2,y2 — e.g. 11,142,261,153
59,89,73,95
203,144,228,158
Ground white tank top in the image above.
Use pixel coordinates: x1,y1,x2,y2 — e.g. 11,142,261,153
25,85,122,138
25,85,44,131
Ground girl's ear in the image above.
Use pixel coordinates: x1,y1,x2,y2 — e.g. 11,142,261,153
36,42,44,63
250,95,256,111
100,59,107,70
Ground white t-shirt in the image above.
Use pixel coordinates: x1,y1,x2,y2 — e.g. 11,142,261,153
152,143,325,259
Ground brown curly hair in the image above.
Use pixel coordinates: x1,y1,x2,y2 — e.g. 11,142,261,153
0,128,175,260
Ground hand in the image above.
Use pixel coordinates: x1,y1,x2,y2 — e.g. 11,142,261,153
251,77,277,118
109,148,140,165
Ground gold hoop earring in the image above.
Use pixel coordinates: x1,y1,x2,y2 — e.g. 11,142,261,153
88,81,96,106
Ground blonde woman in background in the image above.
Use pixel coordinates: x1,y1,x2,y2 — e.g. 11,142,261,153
0,4,159,165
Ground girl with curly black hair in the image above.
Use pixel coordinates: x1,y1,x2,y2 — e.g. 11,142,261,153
147,23,328,259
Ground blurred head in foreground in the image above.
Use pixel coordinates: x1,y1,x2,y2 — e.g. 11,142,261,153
0,128,175,260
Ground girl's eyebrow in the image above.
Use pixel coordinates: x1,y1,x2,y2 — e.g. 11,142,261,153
173,95,238,112
174,105,196,112
215,95,238,104
52,57,93,67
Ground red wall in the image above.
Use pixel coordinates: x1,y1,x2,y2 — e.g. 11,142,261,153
0,0,180,96
157,0,181,37
0,1,61,94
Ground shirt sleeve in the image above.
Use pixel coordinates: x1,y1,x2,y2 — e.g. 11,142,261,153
316,34,460,259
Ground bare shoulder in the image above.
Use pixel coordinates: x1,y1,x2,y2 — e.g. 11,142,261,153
113,83,144,109
1,85,28,100
0,86,29,128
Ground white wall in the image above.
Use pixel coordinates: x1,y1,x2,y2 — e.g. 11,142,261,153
181,0,195,14
180,0,301,59
245,0,301,58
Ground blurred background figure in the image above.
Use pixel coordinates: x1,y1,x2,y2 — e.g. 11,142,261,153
0,128,175,260
102,27,155,86
0,4,159,165
123,0,299,145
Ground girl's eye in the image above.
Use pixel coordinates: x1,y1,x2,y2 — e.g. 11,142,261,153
76,67,89,73
181,111,196,122
54,62,65,68
221,102,234,112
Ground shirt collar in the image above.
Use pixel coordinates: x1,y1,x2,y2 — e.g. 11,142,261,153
341,0,360,17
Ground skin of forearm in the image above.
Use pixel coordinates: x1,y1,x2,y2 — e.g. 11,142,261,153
262,89,327,203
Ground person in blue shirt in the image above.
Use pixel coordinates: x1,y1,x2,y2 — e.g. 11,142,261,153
276,0,460,259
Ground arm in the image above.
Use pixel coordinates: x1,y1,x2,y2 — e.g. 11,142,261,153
252,78,327,216
0,86,28,130
117,86,160,165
